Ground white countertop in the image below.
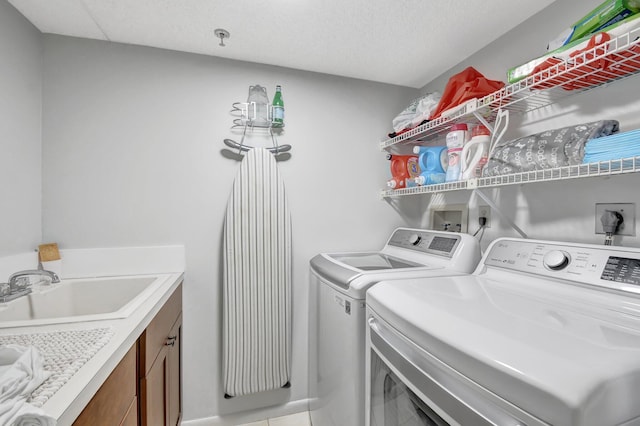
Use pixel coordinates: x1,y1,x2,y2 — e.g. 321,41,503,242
0,272,183,425
0,245,186,425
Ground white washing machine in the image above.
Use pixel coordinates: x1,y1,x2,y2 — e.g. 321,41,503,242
366,237,640,426
308,227,481,426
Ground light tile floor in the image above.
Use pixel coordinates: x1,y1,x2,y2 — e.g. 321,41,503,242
238,411,311,426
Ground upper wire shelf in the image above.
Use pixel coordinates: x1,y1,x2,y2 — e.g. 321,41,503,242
381,156,640,198
380,26,640,152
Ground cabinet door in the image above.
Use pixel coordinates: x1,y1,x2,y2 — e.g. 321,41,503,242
168,315,182,426
73,344,137,426
141,315,182,426
140,346,169,426
140,284,182,377
139,284,182,426
120,397,138,426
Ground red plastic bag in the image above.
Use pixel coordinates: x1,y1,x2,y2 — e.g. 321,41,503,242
531,33,611,91
429,67,505,120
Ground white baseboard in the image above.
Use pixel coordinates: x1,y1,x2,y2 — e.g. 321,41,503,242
181,398,311,426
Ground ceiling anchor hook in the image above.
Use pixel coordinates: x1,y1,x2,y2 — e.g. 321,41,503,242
214,28,230,47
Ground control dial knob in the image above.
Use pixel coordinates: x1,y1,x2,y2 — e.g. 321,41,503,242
543,250,570,270
408,234,422,246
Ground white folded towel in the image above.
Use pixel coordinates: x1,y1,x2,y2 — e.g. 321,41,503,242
0,345,55,426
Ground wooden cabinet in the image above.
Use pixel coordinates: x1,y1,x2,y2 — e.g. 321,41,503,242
73,282,183,426
73,344,138,426
121,397,138,426
140,283,183,426
167,315,182,426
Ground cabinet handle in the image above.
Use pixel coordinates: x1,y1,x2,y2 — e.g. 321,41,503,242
165,336,177,346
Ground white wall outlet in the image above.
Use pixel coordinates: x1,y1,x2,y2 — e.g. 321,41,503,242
478,205,491,228
595,203,635,236
429,204,468,233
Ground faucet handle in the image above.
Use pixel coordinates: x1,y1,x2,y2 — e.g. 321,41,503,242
10,276,30,292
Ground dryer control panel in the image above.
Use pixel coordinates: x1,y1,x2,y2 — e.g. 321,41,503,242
387,229,461,258
484,238,640,294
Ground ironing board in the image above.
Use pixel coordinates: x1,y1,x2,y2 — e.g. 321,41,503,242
222,147,292,397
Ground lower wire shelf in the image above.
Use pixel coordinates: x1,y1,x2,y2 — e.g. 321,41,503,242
381,156,640,198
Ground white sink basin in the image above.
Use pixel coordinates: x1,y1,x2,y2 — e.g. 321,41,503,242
0,275,160,327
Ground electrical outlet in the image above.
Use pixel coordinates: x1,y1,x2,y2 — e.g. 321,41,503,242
595,203,636,236
478,205,491,228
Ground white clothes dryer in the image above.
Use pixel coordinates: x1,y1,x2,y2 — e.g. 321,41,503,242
367,238,640,426
308,228,481,426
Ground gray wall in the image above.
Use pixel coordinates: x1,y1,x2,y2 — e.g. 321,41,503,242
40,35,417,423
0,1,42,256
420,0,640,249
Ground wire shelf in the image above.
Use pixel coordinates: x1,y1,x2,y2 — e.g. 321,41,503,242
380,27,640,152
381,180,469,198
381,157,640,198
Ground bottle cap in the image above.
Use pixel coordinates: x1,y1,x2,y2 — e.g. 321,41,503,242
472,125,491,137
387,180,397,189
415,176,426,185
413,146,421,154
450,123,468,131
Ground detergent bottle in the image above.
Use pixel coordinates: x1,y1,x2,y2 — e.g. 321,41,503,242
445,123,469,182
386,154,420,189
413,146,447,185
461,125,491,180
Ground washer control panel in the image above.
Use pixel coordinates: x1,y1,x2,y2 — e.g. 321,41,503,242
485,238,640,293
387,229,461,258
602,257,640,286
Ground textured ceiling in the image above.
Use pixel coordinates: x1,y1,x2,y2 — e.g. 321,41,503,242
9,0,557,88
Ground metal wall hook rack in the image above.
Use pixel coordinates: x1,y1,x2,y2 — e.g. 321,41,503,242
227,121,284,154
224,138,291,154
224,83,289,159
231,102,284,129
224,99,290,159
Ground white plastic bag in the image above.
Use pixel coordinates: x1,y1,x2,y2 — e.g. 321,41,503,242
392,92,441,133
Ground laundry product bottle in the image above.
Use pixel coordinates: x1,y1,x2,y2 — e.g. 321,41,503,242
461,125,491,180
445,123,469,182
386,154,420,189
272,85,284,127
413,146,447,185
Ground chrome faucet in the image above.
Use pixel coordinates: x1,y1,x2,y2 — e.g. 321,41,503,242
9,269,60,288
0,269,60,303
